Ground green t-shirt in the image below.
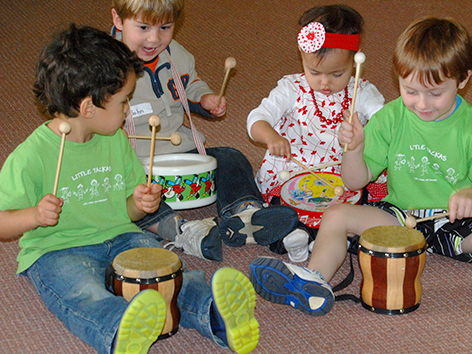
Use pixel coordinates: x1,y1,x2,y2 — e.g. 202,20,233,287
364,96,472,210
0,123,147,273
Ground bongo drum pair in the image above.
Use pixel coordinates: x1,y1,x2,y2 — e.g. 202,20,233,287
105,248,183,339
358,226,427,315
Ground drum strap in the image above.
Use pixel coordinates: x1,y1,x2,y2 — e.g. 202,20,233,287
125,98,137,152
332,235,361,303
165,49,206,155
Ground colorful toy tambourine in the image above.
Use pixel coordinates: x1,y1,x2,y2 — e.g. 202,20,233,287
280,172,362,228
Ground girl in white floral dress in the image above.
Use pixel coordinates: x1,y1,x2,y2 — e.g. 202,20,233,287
248,5,385,203
247,5,386,261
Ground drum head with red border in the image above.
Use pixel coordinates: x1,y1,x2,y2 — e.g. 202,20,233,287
281,172,362,228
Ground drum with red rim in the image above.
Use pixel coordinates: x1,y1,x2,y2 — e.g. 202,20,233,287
280,172,362,228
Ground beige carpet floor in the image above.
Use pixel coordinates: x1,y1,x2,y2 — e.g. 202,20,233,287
1,0,472,353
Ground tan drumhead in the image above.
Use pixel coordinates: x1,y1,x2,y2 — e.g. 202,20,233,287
360,225,426,253
113,248,182,279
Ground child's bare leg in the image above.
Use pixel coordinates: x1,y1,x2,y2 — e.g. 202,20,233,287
460,234,472,253
308,204,400,282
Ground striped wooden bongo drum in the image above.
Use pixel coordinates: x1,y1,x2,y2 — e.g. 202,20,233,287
106,248,183,339
358,226,427,315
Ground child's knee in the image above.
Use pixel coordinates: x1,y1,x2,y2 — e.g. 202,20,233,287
322,202,352,221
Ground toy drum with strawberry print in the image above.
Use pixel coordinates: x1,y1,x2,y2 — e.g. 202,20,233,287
358,226,427,315
280,172,362,228
140,153,217,210
106,248,183,339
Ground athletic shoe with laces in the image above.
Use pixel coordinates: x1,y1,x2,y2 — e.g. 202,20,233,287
283,229,309,262
165,218,223,261
210,267,259,354
114,289,167,354
220,202,298,247
249,257,334,316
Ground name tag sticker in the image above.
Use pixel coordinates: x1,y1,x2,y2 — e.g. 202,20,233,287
130,103,153,118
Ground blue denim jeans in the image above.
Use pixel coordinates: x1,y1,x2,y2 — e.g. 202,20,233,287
23,232,225,354
136,146,265,230
201,147,265,218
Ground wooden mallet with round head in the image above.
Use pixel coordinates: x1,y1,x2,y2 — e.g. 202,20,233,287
405,212,450,228
147,114,161,188
217,57,237,106
343,52,366,153
53,121,71,196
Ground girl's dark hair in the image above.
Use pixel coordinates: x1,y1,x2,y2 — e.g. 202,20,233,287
298,5,364,58
33,24,144,117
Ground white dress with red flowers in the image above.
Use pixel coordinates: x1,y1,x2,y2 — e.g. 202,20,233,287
247,73,384,202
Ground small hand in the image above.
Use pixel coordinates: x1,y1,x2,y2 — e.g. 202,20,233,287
448,188,472,222
339,110,365,151
35,194,63,227
134,183,162,213
201,94,227,117
267,135,291,159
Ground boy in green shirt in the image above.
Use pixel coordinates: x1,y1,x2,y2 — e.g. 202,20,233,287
0,24,258,354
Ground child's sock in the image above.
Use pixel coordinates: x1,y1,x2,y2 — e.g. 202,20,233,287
156,215,186,242
231,201,262,215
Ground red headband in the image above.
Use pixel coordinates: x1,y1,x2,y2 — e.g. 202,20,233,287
298,22,360,53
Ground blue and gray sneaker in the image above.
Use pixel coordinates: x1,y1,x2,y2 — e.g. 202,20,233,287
210,267,259,354
220,203,298,247
166,218,223,261
249,257,334,316
114,289,167,354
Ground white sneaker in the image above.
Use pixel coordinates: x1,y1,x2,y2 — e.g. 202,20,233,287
165,218,223,261
283,229,309,262
309,240,315,253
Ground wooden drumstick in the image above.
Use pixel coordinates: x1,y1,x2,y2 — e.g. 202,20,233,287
147,115,161,188
405,212,450,229
53,121,71,196
290,157,344,196
343,52,366,153
280,161,342,181
128,133,182,146
217,57,237,106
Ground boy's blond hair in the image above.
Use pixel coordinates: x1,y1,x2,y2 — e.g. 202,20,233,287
393,17,472,86
112,0,183,24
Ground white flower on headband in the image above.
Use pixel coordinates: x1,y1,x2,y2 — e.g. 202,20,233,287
298,22,325,53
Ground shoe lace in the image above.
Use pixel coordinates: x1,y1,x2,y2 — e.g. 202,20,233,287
164,219,215,259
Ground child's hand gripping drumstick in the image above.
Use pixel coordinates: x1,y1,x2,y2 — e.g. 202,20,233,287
53,121,71,196
344,52,366,153
147,115,161,188
217,57,237,106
